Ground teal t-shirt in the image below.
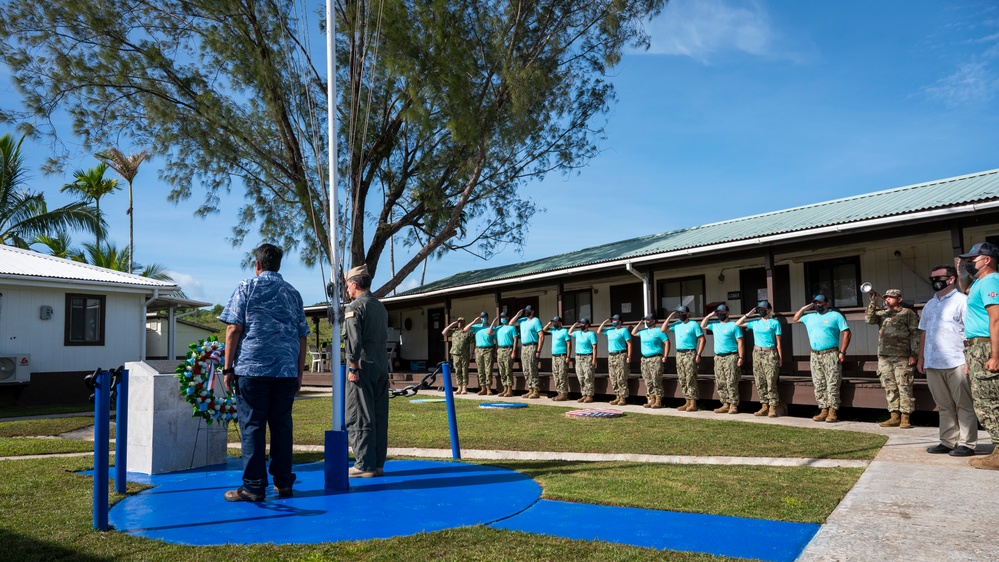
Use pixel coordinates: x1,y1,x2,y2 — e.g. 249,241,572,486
966,272,999,338
571,330,597,354
706,321,742,354
800,311,850,351
637,327,669,357
746,318,782,348
549,328,571,355
602,326,631,353
669,320,704,350
469,323,495,348
519,316,543,345
495,324,518,347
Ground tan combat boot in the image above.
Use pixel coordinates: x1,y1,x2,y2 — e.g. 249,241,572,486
825,408,839,423
676,399,690,411
576,395,585,403
768,403,781,418
484,387,494,396
581,395,594,403
650,396,663,409
754,403,769,417
728,403,738,414
688,400,699,411
812,408,828,422
899,413,912,429
879,411,901,427
970,448,999,470
552,392,568,401
713,403,729,414
643,395,653,408
477,387,488,395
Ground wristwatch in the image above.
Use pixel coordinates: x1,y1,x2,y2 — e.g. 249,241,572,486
348,367,358,374
222,368,235,376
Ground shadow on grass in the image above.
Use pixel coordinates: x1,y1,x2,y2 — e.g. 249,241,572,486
0,528,109,561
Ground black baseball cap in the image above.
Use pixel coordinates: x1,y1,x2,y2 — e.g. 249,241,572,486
716,304,729,312
960,242,999,258
757,300,771,309
611,314,621,320
812,295,828,303
552,315,562,322
644,313,655,321
676,306,689,313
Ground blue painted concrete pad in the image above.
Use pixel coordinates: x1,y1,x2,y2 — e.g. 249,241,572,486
108,459,541,545
492,499,819,562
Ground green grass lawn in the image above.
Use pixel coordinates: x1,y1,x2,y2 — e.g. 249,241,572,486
0,395,885,560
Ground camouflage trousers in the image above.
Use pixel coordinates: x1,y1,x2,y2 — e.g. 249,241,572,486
714,354,740,406
475,347,494,389
552,355,569,394
575,354,595,396
640,356,664,397
497,347,514,387
877,356,915,413
965,341,999,440
450,354,470,387
810,350,842,409
676,350,699,400
522,343,540,390
608,353,630,398
752,347,780,406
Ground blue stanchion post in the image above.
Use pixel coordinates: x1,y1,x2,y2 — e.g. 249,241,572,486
441,362,461,459
93,369,110,531
324,363,349,493
114,368,128,494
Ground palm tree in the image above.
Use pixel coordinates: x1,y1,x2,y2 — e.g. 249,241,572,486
0,133,105,248
96,147,149,273
78,241,174,282
32,232,85,261
60,163,119,246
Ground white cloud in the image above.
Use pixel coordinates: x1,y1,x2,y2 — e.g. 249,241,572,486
165,270,207,301
639,0,775,61
925,61,998,107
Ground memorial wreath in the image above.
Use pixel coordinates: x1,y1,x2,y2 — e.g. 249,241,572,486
175,336,237,425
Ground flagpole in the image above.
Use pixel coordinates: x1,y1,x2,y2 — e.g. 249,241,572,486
325,0,349,493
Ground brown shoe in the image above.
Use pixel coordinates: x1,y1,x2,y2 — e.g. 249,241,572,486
477,387,488,395
768,403,781,418
687,400,699,411
676,399,690,411
727,404,738,414
484,387,494,396
643,396,652,408
224,487,264,502
713,403,729,414
970,448,999,470
879,411,901,427
754,404,769,416
552,392,568,401
649,396,662,409
273,485,293,498
812,408,828,422
348,466,377,478
576,396,586,403
527,389,541,399
581,395,593,403
825,408,839,423
899,413,912,429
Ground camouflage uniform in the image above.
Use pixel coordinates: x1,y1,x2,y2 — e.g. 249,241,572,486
521,343,540,390
965,341,999,439
810,349,841,409
448,329,472,387
865,301,919,413
640,356,664,398
752,347,780,406
675,350,699,400
608,352,630,399
552,355,569,394
475,347,494,389
575,354,595,396
714,354,740,406
496,347,515,389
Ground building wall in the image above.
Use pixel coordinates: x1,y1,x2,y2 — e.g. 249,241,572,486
0,285,145,374
145,320,216,360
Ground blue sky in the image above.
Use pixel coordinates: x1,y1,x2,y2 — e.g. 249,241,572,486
2,0,998,306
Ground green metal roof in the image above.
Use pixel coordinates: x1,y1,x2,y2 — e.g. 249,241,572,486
395,167,999,297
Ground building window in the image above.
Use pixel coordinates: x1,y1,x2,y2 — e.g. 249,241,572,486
65,293,106,346
804,256,861,308
562,289,592,323
658,276,705,317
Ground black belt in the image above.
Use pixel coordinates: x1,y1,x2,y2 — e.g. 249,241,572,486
642,354,663,358
609,351,626,355
716,352,737,357
552,353,567,357
755,346,776,350
497,346,513,349
966,337,991,347
677,349,696,353
812,347,839,355
523,342,538,346
576,352,593,356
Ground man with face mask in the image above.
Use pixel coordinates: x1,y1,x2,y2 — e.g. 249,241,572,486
793,295,851,423
512,306,545,398
545,316,572,401
598,314,632,405
736,301,783,417
493,311,519,397
865,288,920,429
919,265,976,456
667,306,705,411
632,313,670,409
569,318,599,402
464,312,498,395
441,316,472,394
701,304,744,414
958,242,999,469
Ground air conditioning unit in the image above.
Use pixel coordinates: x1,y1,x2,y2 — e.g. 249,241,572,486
0,354,30,385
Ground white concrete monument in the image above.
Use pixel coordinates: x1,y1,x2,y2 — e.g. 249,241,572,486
126,361,228,474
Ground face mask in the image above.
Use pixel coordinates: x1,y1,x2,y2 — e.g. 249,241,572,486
612,321,620,328
527,311,534,317
499,319,507,325
717,313,727,321
553,323,561,329
966,259,980,277
931,280,948,292
678,314,688,321
480,318,488,324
